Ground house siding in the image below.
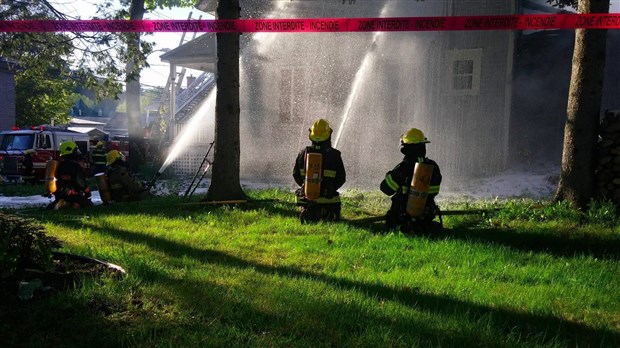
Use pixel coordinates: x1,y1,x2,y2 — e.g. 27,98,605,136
0,68,16,131
173,0,516,187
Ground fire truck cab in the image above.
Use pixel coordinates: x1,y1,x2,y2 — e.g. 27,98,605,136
0,127,91,182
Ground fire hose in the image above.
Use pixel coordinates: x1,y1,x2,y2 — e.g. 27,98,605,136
348,208,500,224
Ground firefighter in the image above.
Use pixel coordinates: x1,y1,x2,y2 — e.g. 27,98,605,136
21,149,37,185
106,149,149,202
380,128,442,234
91,140,107,175
293,119,346,223
48,141,93,210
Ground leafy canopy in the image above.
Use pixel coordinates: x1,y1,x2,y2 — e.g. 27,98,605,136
0,1,126,126
0,0,193,126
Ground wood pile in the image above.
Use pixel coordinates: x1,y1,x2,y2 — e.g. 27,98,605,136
596,110,620,207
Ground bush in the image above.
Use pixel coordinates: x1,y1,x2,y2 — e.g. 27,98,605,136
0,212,62,279
586,199,620,226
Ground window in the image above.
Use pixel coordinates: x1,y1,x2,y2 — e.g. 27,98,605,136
446,49,482,95
75,141,88,156
37,134,51,149
453,60,474,90
278,67,305,122
0,134,34,150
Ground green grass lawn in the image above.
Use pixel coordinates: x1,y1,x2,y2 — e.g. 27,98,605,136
1,189,619,347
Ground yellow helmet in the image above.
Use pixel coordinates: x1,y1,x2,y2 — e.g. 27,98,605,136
309,119,332,142
96,141,104,148
401,128,430,145
106,150,125,165
59,141,78,156
24,149,35,155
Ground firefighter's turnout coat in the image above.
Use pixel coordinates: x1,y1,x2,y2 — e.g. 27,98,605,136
91,147,107,175
380,155,441,226
293,142,346,203
107,163,145,202
52,155,93,208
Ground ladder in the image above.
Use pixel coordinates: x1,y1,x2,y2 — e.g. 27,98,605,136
184,141,214,198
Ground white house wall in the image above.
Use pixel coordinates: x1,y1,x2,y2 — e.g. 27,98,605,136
234,0,515,187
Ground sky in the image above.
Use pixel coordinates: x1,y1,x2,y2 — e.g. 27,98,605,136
53,1,212,88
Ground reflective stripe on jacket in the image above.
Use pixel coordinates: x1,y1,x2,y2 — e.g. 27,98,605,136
380,156,442,212
91,148,107,165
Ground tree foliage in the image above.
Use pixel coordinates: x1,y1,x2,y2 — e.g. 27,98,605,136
0,0,192,130
94,0,193,169
115,89,162,113
0,1,127,123
15,75,78,127
105,0,195,75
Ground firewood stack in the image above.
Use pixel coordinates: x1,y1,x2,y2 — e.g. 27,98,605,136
596,110,620,208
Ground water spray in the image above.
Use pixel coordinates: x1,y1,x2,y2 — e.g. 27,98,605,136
333,33,381,149
145,88,217,191
144,156,171,190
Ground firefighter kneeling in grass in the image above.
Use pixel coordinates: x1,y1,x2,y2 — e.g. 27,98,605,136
106,150,149,202
380,128,442,234
293,119,346,223
47,141,93,210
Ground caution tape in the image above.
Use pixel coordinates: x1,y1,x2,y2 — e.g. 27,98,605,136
1,14,620,33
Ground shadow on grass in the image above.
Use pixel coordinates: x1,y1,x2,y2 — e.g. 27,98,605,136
19,197,620,263
52,220,620,347
433,226,620,261
15,195,301,223
345,216,620,261
0,262,290,347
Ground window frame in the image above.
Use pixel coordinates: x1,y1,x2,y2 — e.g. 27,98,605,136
445,48,482,96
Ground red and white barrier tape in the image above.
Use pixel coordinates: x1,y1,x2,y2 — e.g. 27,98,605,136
1,14,619,33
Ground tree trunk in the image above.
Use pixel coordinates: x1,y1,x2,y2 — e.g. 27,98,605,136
555,0,609,210
205,0,246,201
126,0,146,171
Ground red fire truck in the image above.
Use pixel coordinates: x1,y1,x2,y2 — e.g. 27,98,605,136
0,126,91,182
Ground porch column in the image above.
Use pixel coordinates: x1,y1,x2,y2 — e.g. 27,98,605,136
169,62,177,141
